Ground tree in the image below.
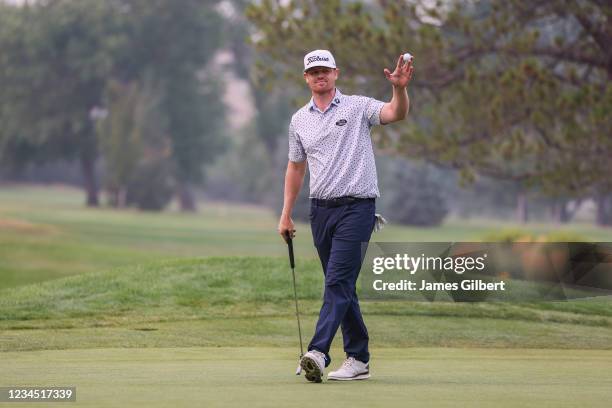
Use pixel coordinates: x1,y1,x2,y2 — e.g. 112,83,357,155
246,0,612,224
111,0,228,211
96,76,167,207
0,0,123,206
383,159,449,226
224,0,291,153
0,0,228,211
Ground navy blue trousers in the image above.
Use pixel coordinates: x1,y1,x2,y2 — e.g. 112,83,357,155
307,199,376,366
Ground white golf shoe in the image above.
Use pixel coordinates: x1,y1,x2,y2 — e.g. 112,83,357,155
327,357,370,381
300,350,326,383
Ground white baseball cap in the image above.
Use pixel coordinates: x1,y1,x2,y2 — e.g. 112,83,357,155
303,49,336,72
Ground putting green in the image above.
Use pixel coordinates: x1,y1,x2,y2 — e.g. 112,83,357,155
2,347,611,407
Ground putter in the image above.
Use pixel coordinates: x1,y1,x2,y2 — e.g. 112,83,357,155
285,232,304,375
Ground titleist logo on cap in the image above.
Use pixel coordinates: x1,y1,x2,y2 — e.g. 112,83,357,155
307,56,330,64
303,49,336,71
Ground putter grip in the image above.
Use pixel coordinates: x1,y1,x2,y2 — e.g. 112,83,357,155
287,237,295,269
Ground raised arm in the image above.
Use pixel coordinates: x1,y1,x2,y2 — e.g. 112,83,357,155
380,54,414,125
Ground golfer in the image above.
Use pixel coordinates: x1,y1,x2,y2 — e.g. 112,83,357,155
278,49,413,382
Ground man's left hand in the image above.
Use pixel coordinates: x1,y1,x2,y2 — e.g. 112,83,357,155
383,55,414,88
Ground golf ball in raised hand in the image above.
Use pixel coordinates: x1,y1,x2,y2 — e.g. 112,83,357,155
403,53,413,63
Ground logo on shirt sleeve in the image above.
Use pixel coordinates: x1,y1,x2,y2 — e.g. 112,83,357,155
336,119,347,126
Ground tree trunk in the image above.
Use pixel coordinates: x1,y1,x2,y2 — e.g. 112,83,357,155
80,151,99,207
595,194,612,226
558,202,570,223
516,191,528,223
550,199,571,224
118,186,128,208
177,182,197,212
107,186,119,208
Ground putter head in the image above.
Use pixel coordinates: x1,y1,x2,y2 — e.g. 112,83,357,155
295,363,302,375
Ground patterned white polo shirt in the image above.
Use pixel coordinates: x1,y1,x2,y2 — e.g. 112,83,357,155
288,88,385,199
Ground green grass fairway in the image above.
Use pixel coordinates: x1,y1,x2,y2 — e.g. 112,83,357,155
1,257,611,352
2,257,609,408
2,186,612,407
2,184,612,289
2,347,611,408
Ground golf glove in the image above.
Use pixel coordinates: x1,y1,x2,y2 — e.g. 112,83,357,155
374,213,387,233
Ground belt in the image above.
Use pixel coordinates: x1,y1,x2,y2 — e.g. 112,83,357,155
311,196,375,208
